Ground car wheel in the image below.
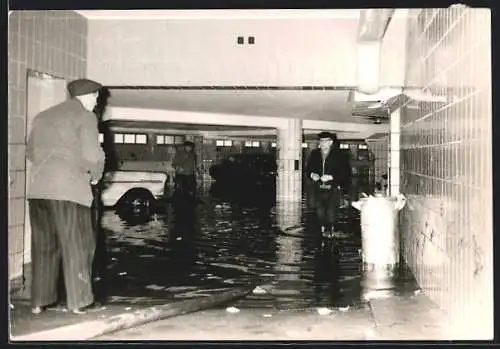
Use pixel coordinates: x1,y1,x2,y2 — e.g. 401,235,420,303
117,189,155,216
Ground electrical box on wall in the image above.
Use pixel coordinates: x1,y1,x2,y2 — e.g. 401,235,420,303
236,36,255,45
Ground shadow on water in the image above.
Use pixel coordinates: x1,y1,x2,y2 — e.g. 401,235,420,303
100,181,419,309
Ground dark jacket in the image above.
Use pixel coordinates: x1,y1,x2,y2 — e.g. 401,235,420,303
172,149,197,175
26,99,105,207
305,147,352,190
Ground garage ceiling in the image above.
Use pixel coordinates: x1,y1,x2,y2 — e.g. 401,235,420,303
106,88,387,124
106,120,274,131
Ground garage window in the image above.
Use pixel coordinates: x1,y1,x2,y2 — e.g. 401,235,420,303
114,133,148,144
124,134,136,144
135,134,147,144
164,136,175,144
216,139,232,147
245,141,260,148
157,135,178,145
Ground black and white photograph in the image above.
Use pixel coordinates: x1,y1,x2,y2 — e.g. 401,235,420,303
7,6,494,342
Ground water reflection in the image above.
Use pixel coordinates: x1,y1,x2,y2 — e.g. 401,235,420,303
100,182,418,309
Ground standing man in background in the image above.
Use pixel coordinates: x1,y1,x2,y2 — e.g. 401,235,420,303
172,140,198,199
27,78,105,315
305,132,352,239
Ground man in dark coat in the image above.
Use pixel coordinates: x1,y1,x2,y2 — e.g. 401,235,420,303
26,78,105,315
305,131,352,238
172,140,198,198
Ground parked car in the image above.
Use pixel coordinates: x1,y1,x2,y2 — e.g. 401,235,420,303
209,153,277,186
101,170,168,215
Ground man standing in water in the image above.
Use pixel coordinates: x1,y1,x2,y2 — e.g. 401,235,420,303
172,140,198,199
27,78,105,314
305,132,352,239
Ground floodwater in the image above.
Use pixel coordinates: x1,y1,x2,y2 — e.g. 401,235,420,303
96,182,419,310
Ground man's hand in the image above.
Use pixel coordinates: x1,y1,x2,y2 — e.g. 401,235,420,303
320,174,333,182
311,173,320,182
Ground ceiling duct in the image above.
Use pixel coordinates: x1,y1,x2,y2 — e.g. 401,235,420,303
348,88,402,124
356,9,395,95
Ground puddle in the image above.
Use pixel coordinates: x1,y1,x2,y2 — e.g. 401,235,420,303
99,185,418,310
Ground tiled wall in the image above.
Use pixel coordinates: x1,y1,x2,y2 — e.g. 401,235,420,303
8,10,88,282
87,18,359,86
366,135,389,192
400,8,492,338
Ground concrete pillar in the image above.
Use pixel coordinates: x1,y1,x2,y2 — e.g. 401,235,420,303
147,132,156,156
261,140,272,152
276,200,302,230
275,201,302,282
389,108,400,195
276,119,302,202
232,139,243,153
202,138,216,178
192,135,203,171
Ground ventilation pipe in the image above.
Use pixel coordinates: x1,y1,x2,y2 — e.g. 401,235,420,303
356,9,395,95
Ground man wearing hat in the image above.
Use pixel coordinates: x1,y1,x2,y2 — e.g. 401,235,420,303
26,78,105,314
305,131,352,240
172,140,198,199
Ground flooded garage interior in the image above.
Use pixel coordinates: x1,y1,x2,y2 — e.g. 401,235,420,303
8,7,493,341
95,116,392,305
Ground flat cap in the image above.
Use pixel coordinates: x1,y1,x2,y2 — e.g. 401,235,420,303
183,141,195,147
67,78,103,97
318,131,337,140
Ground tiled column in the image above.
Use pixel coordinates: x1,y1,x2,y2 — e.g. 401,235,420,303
276,119,302,202
202,138,215,180
389,108,400,196
193,135,203,171
275,201,302,282
261,140,271,152
276,200,301,230
232,139,243,153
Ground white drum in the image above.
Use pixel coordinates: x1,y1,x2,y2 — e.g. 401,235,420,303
352,194,406,267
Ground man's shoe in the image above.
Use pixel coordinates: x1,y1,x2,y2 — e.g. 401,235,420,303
70,308,87,315
31,307,42,315
71,302,106,315
32,301,67,314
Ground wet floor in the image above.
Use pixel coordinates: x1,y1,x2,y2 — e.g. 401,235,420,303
97,182,419,310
